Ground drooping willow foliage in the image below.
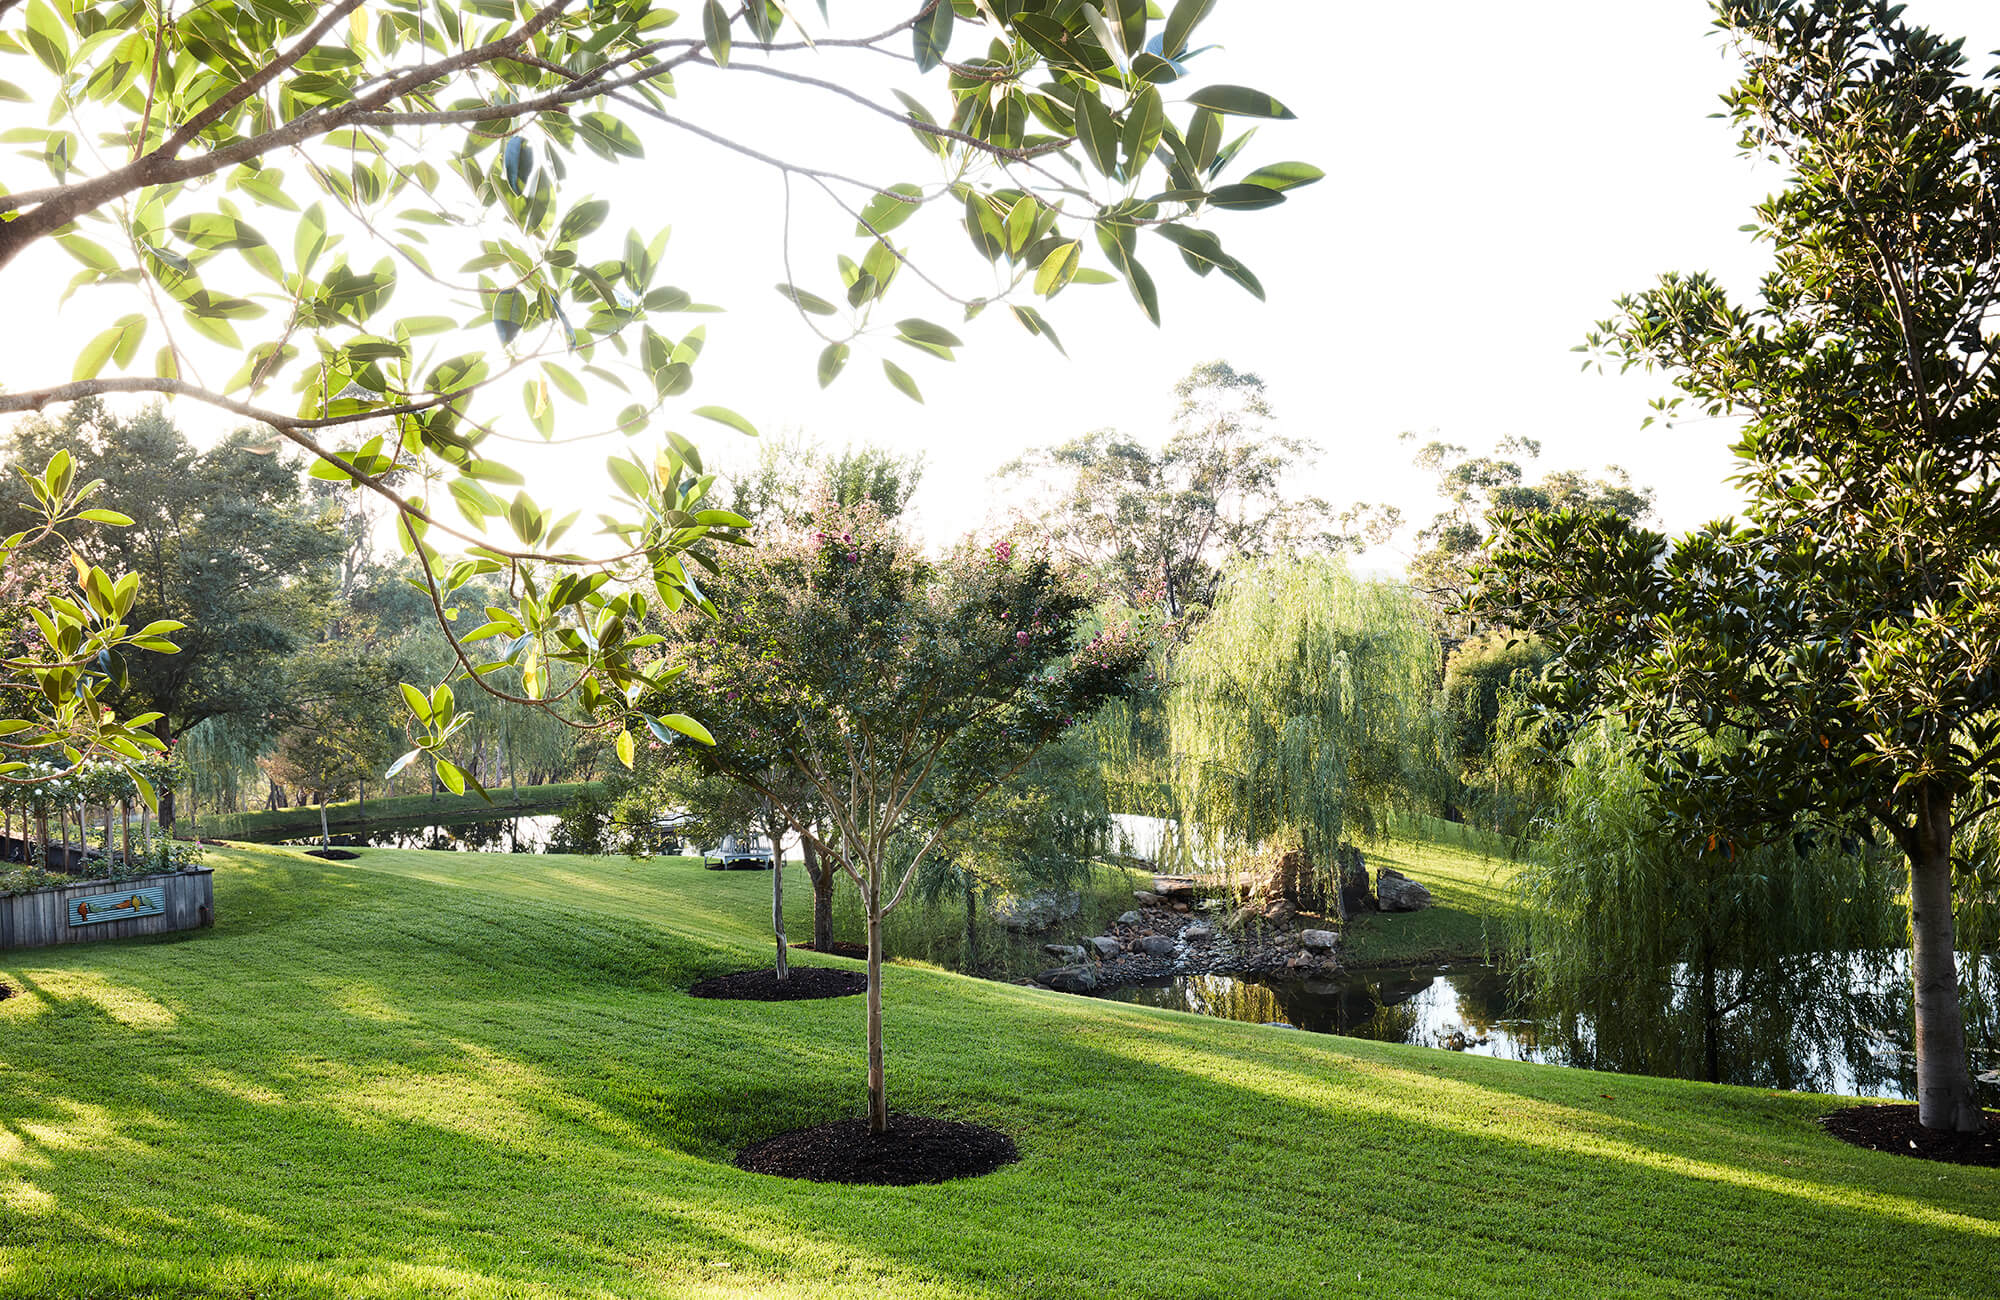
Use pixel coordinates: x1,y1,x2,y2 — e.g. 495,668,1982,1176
1162,557,1450,879
1512,720,1909,1084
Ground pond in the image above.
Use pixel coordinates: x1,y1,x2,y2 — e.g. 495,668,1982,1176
1096,956,2000,1105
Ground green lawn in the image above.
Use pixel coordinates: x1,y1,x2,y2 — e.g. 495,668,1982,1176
0,842,1992,1298
1342,823,1522,967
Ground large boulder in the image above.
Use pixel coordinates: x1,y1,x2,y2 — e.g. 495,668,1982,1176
1035,965,1098,994
1183,924,1216,943
1234,843,1329,914
1086,936,1124,960
993,890,1082,932
1153,876,1198,904
1299,928,1340,953
1135,935,1178,957
1043,943,1086,962
1116,910,1143,926
1336,842,1374,916
1376,868,1434,912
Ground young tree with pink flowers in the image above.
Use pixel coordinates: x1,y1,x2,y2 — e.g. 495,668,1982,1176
650,499,1148,1133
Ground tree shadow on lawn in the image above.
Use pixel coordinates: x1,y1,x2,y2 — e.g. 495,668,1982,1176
3,853,1995,1299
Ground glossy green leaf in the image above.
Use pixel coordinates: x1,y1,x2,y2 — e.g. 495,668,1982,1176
882,358,923,404
1184,84,1296,119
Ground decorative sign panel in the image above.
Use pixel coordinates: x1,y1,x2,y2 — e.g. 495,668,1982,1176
68,887,165,927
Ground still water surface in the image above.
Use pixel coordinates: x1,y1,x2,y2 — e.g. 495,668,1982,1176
1098,958,2000,1104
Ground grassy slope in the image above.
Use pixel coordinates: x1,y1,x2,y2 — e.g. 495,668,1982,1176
0,844,1993,1299
200,782,599,841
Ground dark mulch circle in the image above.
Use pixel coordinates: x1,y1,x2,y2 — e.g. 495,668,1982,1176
0,981,14,1002
790,940,870,961
688,966,867,1001
1819,1104,2000,1166
305,847,361,861
736,1114,1018,1185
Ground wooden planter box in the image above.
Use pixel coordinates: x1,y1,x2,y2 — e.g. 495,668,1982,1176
0,868,214,951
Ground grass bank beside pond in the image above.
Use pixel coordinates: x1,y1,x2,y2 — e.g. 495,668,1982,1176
199,780,600,842
1342,823,1522,968
1,841,1991,1298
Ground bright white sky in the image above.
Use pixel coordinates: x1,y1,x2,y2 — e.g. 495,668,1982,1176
8,0,2000,572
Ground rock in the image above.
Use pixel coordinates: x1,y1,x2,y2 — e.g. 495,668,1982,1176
1173,902,1190,914
1183,924,1215,943
1235,843,1328,913
1035,965,1097,994
993,890,1082,932
1286,950,1316,970
1153,876,1197,903
1299,928,1339,953
1116,910,1143,926
1042,943,1086,961
1086,936,1124,959
1132,890,1160,906
1264,898,1297,925
1337,842,1375,916
1136,935,1178,957
1376,868,1434,912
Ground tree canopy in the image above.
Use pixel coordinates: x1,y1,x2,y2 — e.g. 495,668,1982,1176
0,0,1312,793
1478,0,2000,1132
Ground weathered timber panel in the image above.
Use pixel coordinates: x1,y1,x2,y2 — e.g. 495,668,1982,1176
0,869,213,950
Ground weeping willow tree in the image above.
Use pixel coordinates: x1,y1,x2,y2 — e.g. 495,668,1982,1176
1165,557,1447,914
1514,720,1907,1085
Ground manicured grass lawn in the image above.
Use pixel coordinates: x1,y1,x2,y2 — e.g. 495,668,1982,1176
1,842,1993,1298
1342,822,1522,967
199,782,599,841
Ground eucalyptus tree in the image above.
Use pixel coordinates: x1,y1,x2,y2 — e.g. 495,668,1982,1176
0,0,1312,785
1165,557,1443,913
1395,434,1652,639
1002,361,1346,621
654,503,1148,1132
1477,0,2000,1131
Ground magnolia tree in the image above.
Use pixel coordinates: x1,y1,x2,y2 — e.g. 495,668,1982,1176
0,0,1312,779
0,452,183,814
1478,0,2000,1132
651,500,1147,1132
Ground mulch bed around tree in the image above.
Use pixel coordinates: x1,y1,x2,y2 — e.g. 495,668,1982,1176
305,848,362,861
736,1114,1018,1185
688,966,867,1001
0,981,13,1001
789,940,870,961
1819,1104,2000,1166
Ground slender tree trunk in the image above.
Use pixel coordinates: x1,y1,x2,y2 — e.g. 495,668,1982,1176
803,836,833,952
357,780,366,820
963,869,980,973
1700,934,1720,1086
103,804,113,865
139,802,151,865
319,790,330,848
36,808,49,869
867,877,887,1135
768,819,790,980
120,799,132,868
1909,794,1982,1132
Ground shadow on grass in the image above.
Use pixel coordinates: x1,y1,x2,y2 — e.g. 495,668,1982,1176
0,847,1994,1299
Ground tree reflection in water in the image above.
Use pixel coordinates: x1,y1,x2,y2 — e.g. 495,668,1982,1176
1101,954,1999,1104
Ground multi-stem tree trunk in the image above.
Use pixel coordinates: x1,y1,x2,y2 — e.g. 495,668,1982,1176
761,816,790,980
801,835,835,952
866,876,887,1134
962,869,981,974
1908,792,1981,1132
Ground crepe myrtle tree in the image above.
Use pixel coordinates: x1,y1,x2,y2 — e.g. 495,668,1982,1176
0,0,1313,784
1476,0,2000,1132
650,501,1148,1132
